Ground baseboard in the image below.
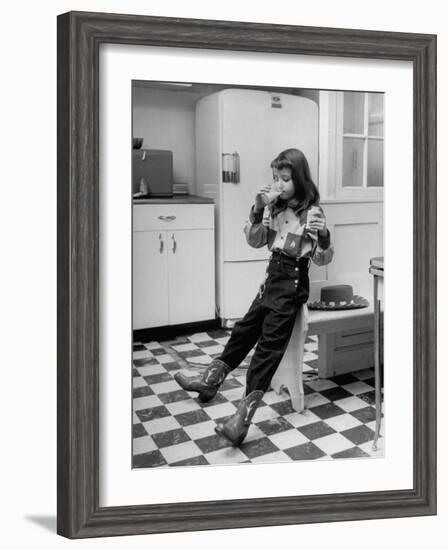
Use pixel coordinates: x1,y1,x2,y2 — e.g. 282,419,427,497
133,318,220,343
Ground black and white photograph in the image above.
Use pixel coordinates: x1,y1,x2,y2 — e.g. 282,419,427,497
131,81,384,469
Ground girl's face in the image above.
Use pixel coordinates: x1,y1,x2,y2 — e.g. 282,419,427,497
272,167,295,200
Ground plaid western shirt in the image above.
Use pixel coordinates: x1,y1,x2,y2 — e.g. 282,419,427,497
243,202,334,266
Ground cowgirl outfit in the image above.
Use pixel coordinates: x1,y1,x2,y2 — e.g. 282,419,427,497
219,199,334,394
175,198,334,446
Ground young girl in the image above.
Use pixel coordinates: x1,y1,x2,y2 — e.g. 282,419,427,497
175,148,334,446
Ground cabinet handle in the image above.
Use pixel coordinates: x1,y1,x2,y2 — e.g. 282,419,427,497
158,215,176,221
159,233,164,253
172,234,177,253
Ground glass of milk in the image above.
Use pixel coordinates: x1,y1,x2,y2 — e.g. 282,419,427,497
262,189,282,205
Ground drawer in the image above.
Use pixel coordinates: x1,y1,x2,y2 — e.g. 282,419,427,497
133,203,214,231
335,328,374,349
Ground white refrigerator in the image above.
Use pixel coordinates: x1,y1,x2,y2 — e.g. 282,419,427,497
195,89,318,327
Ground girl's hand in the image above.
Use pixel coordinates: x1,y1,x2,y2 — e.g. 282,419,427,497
307,213,328,237
254,184,273,212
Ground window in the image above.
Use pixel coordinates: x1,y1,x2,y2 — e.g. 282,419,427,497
317,90,384,201
342,92,384,190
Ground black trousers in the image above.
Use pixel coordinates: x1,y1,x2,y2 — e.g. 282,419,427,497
220,253,310,394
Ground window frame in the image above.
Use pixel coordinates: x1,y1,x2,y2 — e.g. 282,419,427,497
335,91,384,199
318,90,384,202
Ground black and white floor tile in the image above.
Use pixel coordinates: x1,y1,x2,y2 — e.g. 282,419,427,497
132,329,384,468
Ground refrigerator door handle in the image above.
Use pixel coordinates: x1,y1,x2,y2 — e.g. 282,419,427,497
222,151,240,183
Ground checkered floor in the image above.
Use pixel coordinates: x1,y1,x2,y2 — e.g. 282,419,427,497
132,329,384,468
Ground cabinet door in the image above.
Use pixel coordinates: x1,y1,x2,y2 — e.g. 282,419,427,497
133,231,169,329
167,229,215,325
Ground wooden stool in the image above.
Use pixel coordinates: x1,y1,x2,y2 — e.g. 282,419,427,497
270,304,309,413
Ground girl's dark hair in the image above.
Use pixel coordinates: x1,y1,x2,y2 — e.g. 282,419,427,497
270,148,320,214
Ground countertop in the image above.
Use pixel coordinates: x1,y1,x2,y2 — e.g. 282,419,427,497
133,194,214,205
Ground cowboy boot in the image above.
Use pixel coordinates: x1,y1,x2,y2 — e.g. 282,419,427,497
174,359,231,403
214,390,264,446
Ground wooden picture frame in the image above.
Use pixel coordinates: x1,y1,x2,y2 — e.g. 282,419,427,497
57,11,437,538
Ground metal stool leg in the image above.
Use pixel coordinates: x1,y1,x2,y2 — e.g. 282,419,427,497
372,275,382,451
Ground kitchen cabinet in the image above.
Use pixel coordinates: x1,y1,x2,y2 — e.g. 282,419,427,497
133,231,170,329
133,201,215,330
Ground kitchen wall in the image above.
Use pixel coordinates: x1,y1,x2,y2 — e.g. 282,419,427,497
309,200,383,301
296,89,320,105
132,86,199,191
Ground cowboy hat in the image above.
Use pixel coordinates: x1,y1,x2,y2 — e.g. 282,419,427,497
308,284,369,310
